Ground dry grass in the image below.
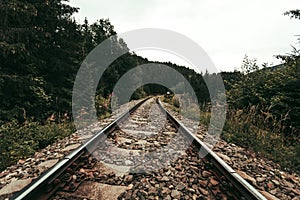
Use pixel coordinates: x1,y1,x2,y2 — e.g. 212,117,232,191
163,95,299,173
221,106,299,173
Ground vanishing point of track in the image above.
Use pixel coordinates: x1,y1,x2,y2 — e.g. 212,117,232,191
12,97,266,200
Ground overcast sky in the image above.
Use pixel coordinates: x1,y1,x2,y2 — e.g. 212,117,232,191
69,0,300,72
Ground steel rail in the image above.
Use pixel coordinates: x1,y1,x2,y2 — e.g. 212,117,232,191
11,97,150,200
12,97,267,200
157,98,267,200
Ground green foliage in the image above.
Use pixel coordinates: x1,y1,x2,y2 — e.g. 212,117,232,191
95,94,112,116
162,93,174,104
198,101,299,172
240,55,259,74
172,97,180,108
222,106,299,173
220,10,300,172
163,95,180,108
0,0,81,122
0,0,209,123
225,54,300,134
0,0,298,175
0,121,75,171
199,111,211,127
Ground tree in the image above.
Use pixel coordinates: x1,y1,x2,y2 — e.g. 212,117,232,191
240,54,259,74
0,0,49,122
284,9,300,20
225,9,300,134
0,0,82,122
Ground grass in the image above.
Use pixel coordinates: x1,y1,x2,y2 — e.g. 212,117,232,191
0,120,76,171
162,94,200,120
164,95,300,173
3,95,297,173
202,107,300,174
0,97,122,172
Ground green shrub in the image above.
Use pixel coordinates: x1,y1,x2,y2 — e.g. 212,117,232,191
0,121,75,171
172,97,180,108
221,107,300,173
199,111,211,127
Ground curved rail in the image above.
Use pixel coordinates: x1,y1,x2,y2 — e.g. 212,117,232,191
157,98,266,200
12,98,150,200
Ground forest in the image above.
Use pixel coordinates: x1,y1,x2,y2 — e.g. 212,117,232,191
0,1,299,173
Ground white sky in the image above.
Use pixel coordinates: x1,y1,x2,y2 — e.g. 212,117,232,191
69,0,300,72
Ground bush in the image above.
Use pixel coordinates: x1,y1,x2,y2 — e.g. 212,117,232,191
0,121,75,171
172,97,180,108
222,106,300,173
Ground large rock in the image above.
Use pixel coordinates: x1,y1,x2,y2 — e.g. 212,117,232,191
236,170,257,186
0,178,32,196
260,191,280,200
62,143,81,152
171,189,180,199
60,181,128,200
37,159,59,169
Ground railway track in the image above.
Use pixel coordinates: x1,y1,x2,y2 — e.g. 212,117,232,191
12,97,266,200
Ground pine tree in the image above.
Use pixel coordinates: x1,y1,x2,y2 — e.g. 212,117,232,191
0,0,82,122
